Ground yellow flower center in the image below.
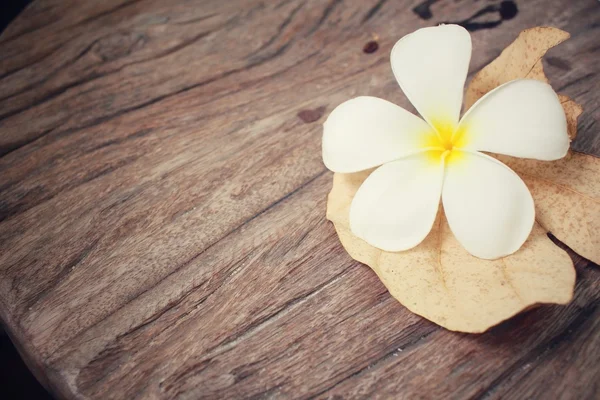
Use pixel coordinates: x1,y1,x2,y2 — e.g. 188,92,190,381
422,119,469,165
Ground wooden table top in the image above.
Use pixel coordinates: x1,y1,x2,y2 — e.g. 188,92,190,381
1,0,599,399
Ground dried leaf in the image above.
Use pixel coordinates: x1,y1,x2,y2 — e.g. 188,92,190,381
559,95,583,140
327,172,575,333
325,26,596,332
465,26,600,264
526,60,549,83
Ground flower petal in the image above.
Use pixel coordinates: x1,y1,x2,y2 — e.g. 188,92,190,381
349,153,444,251
442,151,535,259
322,96,432,172
459,79,569,160
391,24,471,128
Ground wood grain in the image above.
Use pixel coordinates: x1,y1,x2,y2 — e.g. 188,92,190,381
0,0,599,399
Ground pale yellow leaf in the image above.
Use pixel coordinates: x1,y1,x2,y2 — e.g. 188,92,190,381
327,172,575,333
526,59,549,83
559,95,583,140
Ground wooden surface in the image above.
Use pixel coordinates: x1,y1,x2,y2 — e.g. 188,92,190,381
0,0,599,399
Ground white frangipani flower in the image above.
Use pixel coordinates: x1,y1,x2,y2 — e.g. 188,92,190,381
322,25,569,259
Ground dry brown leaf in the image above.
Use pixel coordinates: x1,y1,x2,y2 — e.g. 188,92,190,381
526,60,549,83
327,172,575,333
466,26,599,264
559,95,583,140
325,26,596,333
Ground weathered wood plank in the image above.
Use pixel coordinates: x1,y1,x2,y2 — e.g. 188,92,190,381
0,0,599,399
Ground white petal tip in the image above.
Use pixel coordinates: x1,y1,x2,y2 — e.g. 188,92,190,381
391,24,471,128
443,152,535,261
348,156,444,254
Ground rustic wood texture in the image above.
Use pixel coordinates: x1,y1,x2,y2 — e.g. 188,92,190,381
0,0,598,399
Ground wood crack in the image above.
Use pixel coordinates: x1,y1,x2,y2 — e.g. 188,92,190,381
555,72,595,92
307,324,440,399
22,238,100,311
164,267,352,394
50,169,327,358
0,36,297,160
305,0,342,36
474,299,600,399
0,49,320,225
0,0,148,78
362,0,389,23
0,29,214,122
0,153,144,222
253,2,304,55
206,265,352,356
